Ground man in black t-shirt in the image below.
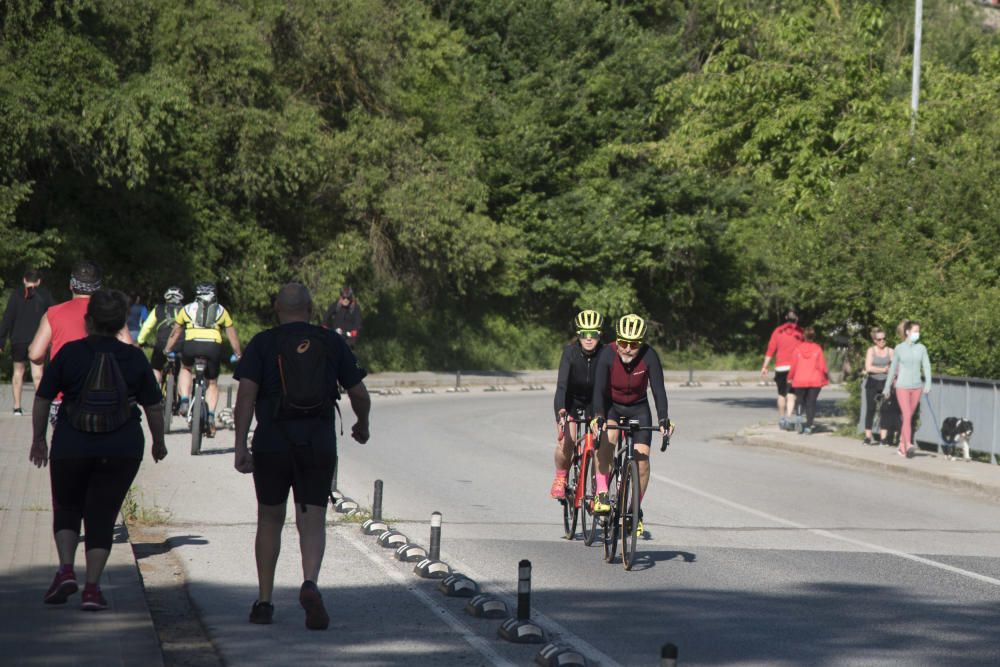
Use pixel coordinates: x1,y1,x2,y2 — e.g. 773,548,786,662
233,282,370,630
0,269,54,415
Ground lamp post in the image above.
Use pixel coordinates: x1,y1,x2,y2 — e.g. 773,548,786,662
910,0,923,138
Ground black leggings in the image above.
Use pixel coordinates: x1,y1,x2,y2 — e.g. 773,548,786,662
864,377,887,430
50,457,141,551
793,387,821,428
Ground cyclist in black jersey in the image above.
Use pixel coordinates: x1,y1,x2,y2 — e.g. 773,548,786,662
550,310,604,500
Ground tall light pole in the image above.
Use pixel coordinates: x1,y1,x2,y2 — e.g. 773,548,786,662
910,0,923,137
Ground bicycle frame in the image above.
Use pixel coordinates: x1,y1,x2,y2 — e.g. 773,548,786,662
568,409,596,512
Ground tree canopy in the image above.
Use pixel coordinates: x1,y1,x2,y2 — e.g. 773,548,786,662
2,0,999,374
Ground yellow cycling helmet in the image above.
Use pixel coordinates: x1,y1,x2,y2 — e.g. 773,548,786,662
616,314,647,342
574,309,604,332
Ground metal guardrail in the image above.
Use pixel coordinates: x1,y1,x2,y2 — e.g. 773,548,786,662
859,375,1000,464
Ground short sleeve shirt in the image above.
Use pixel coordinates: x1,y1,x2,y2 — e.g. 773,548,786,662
175,302,234,343
234,321,366,453
37,336,161,459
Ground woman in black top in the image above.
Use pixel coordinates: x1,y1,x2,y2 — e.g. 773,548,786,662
31,290,167,611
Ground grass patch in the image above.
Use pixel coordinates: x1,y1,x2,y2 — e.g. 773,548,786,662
25,503,47,512
122,486,171,526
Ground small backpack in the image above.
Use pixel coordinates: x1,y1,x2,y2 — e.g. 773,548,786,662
69,340,133,433
274,328,337,421
154,303,181,349
193,302,220,329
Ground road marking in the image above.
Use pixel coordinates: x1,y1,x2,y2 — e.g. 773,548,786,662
341,530,515,667
655,474,1000,587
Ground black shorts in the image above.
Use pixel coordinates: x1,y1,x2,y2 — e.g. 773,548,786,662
181,340,222,380
607,401,653,446
150,348,167,372
252,446,337,508
10,341,29,363
774,371,790,397
565,396,593,422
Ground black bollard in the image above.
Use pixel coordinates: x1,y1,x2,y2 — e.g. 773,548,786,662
429,512,442,560
661,643,678,667
517,559,531,621
373,480,383,522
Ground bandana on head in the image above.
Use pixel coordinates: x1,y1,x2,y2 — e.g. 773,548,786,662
70,276,101,294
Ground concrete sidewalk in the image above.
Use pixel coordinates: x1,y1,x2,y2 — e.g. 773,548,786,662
736,421,1000,501
0,413,163,667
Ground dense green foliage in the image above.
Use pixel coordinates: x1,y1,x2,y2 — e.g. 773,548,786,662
2,0,999,374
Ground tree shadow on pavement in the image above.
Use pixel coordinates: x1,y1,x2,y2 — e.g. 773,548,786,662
702,395,845,417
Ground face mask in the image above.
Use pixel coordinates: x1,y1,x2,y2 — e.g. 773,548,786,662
909,332,920,343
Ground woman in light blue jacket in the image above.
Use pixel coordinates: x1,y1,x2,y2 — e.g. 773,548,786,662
883,320,932,459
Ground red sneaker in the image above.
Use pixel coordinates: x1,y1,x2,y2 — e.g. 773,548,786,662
44,569,78,605
81,587,108,611
549,476,567,500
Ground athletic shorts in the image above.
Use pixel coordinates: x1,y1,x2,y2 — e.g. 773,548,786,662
774,370,790,397
607,400,654,446
252,446,337,508
181,340,222,380
565,396,593,422
150,348,167,372
10,342,29,363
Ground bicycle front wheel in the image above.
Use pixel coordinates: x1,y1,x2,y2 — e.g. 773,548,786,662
562,477,579,540
581,448,598,546
163,372,175,436
190,383,204,456
603,470,620,563
620,459,640,571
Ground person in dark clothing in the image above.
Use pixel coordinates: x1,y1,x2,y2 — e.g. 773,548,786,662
550,309,604,500
0,269,54,415
590,314,674,537
234,283,370,630
323,286,362,348
31,289,167,611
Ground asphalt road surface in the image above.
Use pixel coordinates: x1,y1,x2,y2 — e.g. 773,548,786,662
333,386,1000,666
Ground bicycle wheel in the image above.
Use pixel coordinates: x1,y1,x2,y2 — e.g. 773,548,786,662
562,474,579,540
190,383,204,455
620,459,640,571
163,372,175,436
603,469,620,563
581,449,599,546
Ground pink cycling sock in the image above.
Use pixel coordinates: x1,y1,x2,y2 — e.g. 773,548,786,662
555,469,568,479
596,472,609,493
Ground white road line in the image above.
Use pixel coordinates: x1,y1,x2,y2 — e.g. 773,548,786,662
341,530,516,667
655,473,1000,587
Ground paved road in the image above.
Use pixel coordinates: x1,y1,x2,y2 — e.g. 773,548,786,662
334,387,1000,666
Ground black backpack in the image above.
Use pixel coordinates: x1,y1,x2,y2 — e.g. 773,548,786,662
154,304,181,349
68,340,133,433
274,327,337,421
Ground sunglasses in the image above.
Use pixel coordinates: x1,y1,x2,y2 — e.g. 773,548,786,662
617,339,642,350
874,337,886,342
577,330,601,340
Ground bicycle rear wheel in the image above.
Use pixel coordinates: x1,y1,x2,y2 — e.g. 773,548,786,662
562,478,579,540
190,383,204,455
163,372,175,436
620,459,640,571
581,448,598,546
603,470,620,563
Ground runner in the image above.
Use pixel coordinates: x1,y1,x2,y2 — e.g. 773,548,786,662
0,269,54,414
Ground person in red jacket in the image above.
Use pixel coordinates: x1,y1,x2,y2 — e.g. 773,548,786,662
787,327,829,434
760,310,804,429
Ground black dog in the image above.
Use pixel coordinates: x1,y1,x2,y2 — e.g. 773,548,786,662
941,417,974,461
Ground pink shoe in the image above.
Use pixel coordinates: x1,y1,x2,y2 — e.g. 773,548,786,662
549,476,567,500
44,569,78,605
81,586,108,611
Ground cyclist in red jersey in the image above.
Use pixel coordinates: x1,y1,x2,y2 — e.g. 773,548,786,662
590,314,673,536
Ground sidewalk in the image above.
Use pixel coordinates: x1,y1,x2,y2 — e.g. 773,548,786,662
736,421,1000,501
0,413,163,667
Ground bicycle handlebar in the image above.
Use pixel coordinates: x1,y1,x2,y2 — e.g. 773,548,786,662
601,423,671,452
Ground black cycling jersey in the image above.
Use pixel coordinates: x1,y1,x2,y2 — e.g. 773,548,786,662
553,340,604,419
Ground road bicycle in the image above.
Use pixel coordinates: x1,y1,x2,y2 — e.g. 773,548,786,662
601,420,669,571
159,353,181,438
558,409,599,545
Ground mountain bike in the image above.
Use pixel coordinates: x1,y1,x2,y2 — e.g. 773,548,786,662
188,356,211,455
159,353,180,437
602,420,669,571
558,409,599,544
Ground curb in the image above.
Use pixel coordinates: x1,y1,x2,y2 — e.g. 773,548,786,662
735,431,1000,502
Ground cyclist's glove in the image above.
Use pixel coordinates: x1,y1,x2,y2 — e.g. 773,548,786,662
230,353,240,364
659,418,671,430
166,351,177,360
591,416,606,432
